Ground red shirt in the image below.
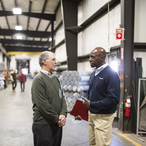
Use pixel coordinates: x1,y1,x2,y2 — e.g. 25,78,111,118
20,74,24,82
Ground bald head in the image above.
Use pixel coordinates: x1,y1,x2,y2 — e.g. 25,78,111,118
89,47,106,68
92,47,106,58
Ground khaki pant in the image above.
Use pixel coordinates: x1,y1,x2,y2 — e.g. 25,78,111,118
88,111,115,146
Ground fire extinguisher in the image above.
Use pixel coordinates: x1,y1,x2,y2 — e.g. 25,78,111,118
124,96,131,117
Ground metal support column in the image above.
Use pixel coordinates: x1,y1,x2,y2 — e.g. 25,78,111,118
119,0,135,132
51,20,54,48
61,0,78,70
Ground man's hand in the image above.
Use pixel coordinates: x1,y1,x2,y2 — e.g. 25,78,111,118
58,115,66,127
74,115,82,120
81,96,90,108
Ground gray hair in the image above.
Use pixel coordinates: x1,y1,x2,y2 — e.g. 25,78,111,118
39,51,50,67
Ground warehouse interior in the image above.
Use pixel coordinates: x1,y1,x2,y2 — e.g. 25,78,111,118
0,0,146,146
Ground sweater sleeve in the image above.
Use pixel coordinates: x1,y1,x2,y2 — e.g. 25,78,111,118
60,93,67,117
90,73,121,112
32,77,59,123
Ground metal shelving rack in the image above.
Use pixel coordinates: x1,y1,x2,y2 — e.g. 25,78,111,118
136,78,146,135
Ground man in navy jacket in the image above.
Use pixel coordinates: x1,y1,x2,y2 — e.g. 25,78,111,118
82,47,121,146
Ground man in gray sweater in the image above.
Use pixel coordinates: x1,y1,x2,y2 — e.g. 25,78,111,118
31,51,67,146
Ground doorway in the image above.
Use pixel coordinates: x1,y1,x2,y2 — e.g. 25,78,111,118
16,59,30,75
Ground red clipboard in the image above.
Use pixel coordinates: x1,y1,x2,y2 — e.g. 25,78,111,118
70,99,88,121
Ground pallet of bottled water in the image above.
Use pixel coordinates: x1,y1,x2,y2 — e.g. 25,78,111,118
60,71,91,112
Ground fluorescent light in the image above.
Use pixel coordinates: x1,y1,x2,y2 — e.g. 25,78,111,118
49,38,52,41
16,35,22,39
15,26,22,30
12,8,22,14
111,61,118,72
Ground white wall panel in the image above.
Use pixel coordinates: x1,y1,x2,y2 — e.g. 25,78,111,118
60,64,67,68
0,52,2,62
0,54,7,71
78,0,112,25
134,52,146,77
56,6,62,26
15,54,41,75
134,0,146,42
10,55,41,75
78,4,121,56
4,57,7,70
108,4,121,47
30,55,41,75
0,17,9,29
10,56,16,70
55,25,65,45
7,16,17,29
78,61,93,72
55,44,67,62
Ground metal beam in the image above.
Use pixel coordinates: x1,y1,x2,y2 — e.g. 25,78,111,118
51,20,54,47
0,11,55,21
27,0,32,31
0,29,51,38
54,20,63,34
35,0,48,31
6,46,48,52
119,0,135,133
0,39,50,46
0,0,10,29
14,0,19,25
66,0,82,4
0,0,11,39
61,0,78,70
55,1,60,13
34,0,48,41
40,22,51,41
134,43,146,51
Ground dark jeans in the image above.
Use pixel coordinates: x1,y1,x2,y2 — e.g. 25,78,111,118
12,80,17,90
4,80,7,88
32,123,62,146
20,82,25,91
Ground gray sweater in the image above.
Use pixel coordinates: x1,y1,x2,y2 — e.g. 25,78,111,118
31,72,67,124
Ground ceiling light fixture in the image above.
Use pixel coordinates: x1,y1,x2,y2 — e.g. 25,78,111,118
16,35,22,39
15,26,22,30
12,8,22,14
49,38,52,42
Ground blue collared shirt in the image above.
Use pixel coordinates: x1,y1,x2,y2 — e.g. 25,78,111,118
95,64,108,76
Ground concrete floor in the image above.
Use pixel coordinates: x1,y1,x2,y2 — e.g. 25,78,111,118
0,78,146,146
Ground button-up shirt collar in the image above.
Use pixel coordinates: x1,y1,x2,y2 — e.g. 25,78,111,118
95,64,108,76
40,69,54,78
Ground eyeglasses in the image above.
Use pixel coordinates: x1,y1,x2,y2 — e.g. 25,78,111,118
44,58,57,62
51,58,57,62
45,58,57,62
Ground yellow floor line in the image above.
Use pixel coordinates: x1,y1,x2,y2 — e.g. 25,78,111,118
112,134,122,142
119,134,141,146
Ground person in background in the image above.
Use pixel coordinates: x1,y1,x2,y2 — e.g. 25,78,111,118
11,70,17,92
31,51,67,146
82,47,121,146
19,70,27,92
4,70,7,89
